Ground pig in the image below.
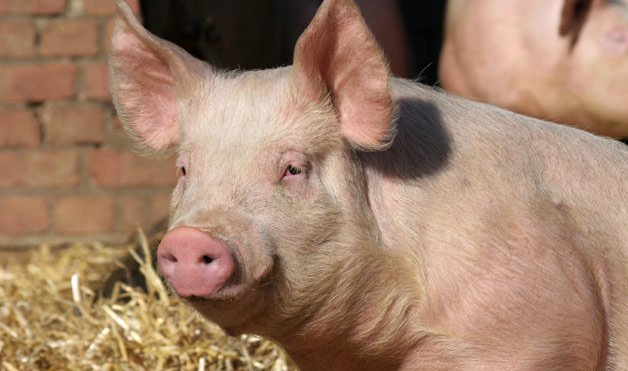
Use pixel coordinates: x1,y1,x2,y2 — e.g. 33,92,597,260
439,0,628,139
109,0,628,369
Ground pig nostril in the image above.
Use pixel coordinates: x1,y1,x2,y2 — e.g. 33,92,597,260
201,255,213,265
163,253,177,263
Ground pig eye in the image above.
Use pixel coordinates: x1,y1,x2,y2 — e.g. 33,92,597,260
283,164,305,179
176,154,189,179
287,165,302,175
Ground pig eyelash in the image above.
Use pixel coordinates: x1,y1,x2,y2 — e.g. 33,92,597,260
287,165,303,175
176,154,189,178
282,164,306,179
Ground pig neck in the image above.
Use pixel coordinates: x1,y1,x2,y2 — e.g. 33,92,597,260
278,158,427,370
280,250,426,371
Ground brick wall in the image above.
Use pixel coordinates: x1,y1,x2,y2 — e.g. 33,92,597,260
0,0,176,247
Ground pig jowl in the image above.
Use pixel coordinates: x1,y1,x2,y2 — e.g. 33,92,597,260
109,0,628,369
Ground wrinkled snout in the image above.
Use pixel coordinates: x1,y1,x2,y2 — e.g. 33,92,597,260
157,227,234,298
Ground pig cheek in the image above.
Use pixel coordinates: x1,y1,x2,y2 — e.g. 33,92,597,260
282,175,317,201
236,226,275,284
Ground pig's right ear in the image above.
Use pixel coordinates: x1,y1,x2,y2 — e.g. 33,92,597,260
109,0,207,154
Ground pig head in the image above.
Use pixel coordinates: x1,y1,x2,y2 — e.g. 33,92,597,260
440,0,628,139
109,0,397,343
110,0,628,369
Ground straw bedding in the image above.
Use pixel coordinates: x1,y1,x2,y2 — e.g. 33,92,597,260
0,232,296,370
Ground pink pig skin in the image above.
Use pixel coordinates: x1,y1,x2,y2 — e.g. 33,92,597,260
440,0,628,138
109,0,628,369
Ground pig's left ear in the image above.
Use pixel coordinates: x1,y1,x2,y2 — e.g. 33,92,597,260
293,0,394,150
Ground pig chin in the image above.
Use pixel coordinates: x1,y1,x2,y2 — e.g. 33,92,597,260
184,289,269,336
160,253,273,335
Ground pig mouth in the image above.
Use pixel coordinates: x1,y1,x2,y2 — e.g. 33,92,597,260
175,270,275,334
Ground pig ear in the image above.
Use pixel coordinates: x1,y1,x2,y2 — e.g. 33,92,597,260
109,0,207,154
559,0,595,36
293,0,394,150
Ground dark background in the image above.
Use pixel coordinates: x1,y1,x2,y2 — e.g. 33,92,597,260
139,0,446,86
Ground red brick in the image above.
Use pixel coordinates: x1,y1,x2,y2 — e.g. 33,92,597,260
111,115,124,133
0,109,40,148
54,195,114,234
40,19,99,57
0,19,36,57
82,62,110,100
0,196,48,235
41,104,104,145
117,196,146,232
103,18,115,54
87,149,176,188
0,150,79,188
150,192,171,224
0,63,76,103
83,0,115,15
104,114,136,149
83,0,139,16
0,0,66,15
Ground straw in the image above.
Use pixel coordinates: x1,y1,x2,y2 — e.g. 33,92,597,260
0,231,296,370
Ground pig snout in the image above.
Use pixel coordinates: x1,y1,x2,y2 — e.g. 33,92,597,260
157,227,235,298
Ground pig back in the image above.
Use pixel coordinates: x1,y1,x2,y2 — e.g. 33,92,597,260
372,78,628,253
360,79,627,366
